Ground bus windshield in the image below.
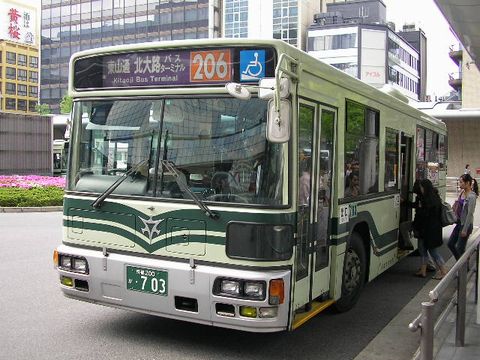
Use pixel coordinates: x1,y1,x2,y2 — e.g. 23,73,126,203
68,97,287,206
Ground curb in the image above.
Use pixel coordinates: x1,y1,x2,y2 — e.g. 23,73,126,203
0,206,63,213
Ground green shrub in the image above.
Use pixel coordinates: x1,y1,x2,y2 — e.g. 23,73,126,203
0,187,64,207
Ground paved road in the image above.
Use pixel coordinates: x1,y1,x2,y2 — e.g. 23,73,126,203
0,212,450,360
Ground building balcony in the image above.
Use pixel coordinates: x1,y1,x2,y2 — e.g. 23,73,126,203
448,72,462,91
449,45,463,66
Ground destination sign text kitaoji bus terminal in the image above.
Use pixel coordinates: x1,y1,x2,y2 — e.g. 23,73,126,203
73,47,276,90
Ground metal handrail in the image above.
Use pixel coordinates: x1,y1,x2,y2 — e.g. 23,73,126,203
408,235,480,360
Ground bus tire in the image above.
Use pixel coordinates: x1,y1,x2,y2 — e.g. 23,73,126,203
333,232,366,312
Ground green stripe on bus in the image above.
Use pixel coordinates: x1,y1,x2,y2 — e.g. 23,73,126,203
64,218,225,253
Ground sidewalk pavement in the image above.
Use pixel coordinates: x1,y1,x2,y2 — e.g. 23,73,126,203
355,194,480,360
0,206,62,213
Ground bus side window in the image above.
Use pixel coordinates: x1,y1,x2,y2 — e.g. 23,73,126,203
344,101,379,197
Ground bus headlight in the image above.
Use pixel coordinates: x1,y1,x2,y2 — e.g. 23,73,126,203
72,258,87,272
220,279,241,296
60,255,72,268
214,278,266,300
58,254,89,274
244,281,265,299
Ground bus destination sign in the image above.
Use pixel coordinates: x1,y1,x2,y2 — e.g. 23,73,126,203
73,47,276,90
103,49,232,87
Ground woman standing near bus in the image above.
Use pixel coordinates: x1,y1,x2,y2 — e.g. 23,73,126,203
413,179,449,279
448,174,478,260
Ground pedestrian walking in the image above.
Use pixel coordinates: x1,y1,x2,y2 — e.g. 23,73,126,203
464,164,471,175
448,173,478,260
412,179,448,279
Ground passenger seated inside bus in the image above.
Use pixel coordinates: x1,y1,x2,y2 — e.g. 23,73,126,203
345,172,360,197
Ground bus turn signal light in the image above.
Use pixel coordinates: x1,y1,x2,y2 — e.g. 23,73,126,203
53,250,59,268
269,279,284,305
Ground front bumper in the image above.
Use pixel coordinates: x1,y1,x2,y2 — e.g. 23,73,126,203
55,244,291,332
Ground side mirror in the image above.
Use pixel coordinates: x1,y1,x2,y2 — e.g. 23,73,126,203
267,99,291,143
258,78,290,99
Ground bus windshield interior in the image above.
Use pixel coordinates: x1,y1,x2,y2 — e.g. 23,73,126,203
68,97,287,206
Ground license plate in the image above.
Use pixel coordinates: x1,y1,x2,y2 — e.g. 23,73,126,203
126,266,168,296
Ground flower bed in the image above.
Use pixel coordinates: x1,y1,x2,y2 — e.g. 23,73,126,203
0,175,66,189
0,175,65,207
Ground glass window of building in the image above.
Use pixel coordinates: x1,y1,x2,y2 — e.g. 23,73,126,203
172,10,184,23
6,98,16,110
51,6,60,23
185,8,197,21
42,7,50,21
29,101,37,112
17,99,27,111
51,27,60,43
6,52,16,65
81,1,91,20
81,22,91,42
102,0,114,17
18,84,27,96
29,56,39,68
18,69,27,81
29,71,38,83
6,67,16,80
29,86,38,97
198,6,208,20
6,83,16,95
92,0,102,18
18,54,27,66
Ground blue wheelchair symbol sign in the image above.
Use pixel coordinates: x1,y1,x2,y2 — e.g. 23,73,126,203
240,50,265,82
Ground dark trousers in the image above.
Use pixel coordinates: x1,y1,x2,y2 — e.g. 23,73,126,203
448,223,473,260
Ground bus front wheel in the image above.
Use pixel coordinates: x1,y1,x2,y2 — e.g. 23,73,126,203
334,232,366,312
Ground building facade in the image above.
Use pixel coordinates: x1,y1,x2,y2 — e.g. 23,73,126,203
416,44,480,177
41,0,222,113
0,0,40,114
306,0,425,101
222,0,323,50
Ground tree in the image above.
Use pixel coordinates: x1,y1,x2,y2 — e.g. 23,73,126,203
60,95,73,114
35,103,51,115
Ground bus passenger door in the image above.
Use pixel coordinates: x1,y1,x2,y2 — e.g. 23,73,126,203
295,102,334,310
399,134,413,248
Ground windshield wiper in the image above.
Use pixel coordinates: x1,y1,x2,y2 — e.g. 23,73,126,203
161,160,219,220
91,159,149,209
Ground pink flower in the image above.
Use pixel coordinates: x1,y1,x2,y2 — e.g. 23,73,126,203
0,175,66,189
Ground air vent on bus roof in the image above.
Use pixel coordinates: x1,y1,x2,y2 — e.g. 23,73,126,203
379,84,409,104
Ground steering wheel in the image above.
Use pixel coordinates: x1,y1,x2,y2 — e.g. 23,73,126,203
211,171,240,193
205,193,249,204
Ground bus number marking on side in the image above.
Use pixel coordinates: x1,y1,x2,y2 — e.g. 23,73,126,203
339,205,349,224
190,50,231,82
349,203,358,218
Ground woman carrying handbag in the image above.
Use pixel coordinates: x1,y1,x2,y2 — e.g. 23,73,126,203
413,179,449,279
448,173,478,260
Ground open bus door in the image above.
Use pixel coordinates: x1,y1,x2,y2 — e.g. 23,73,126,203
294,101,335,315
399,133,414,249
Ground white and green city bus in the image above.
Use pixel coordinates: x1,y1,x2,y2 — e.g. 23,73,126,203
53,39,447,332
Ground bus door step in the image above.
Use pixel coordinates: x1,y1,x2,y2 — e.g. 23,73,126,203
292,299,335,330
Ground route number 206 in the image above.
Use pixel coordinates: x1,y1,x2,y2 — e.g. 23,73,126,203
190,50,231,82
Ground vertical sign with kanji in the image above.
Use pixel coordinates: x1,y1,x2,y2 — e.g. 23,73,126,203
0,2,36,46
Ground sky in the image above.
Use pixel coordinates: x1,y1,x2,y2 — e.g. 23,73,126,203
382,0,459,98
